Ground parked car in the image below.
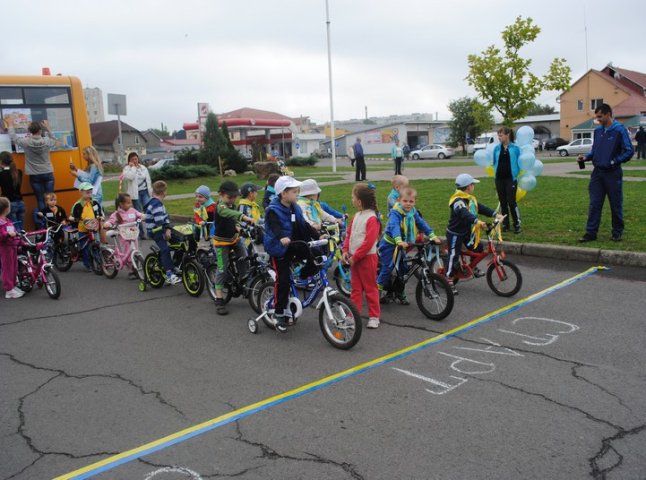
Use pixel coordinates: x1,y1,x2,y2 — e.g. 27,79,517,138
544,137,568,150
556,138,593,157
410,144,454,160
149,157,177,169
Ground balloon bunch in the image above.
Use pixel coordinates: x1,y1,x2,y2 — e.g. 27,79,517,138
473,125,543,201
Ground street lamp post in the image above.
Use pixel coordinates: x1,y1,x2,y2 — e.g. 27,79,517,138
325,0,336,173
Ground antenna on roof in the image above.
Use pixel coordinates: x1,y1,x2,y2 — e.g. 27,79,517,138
584,4,589,71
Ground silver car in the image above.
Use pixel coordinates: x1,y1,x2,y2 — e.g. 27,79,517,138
410,144,454,160
557,138,593,157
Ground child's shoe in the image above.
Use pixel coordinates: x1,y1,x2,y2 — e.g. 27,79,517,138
395,292,410,305
127,269,139,279
447,279,458,295
214,298,228,315
274,315,288,333
473,267,485,278
166,273,181,285
366,317,380,329
5,287,25,299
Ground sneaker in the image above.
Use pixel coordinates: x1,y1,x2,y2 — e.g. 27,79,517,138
5,287,24,299
366,317,380,329
165,273,182,285
127,270,139,279
395,293,410,305
275,316,288,333
513,226,522,234
578,233,597,243
83,264,93,273
611,234,622,242
214,298,228,315
447,279,458,295
473,268,485,278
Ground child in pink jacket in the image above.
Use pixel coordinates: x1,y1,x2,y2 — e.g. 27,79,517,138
104,193,145,278
0,197,24,298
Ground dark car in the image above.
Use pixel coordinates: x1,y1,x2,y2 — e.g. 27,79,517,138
544,137,568,150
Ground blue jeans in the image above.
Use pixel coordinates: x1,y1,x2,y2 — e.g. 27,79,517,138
30,172,55,227
8,200,25,231
152,231,173,273
586,167,624,237
134,190,151,239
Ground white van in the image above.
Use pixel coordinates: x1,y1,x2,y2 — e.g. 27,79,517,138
473,131,499,152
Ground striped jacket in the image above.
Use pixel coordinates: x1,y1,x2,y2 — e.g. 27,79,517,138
145,197,170,235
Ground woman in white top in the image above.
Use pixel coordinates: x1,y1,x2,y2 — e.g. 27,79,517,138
70,146,104,206
121,152,152,238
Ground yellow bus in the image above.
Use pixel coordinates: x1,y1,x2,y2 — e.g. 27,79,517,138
0,74,92,229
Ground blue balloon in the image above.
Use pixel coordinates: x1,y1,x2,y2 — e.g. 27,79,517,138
520,144,534,155
529,159,544,177
516,126,534,146
485,142,495,163
519,151,536,171
474,149,489,167
518,173,537,191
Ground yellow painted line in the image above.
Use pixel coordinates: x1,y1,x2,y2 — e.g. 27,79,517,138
53,266,606,479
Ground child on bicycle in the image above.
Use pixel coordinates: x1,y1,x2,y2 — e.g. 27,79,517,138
104,193,145,278
342,183,381,329
238,183,262,223
39,192,67,245
446,173,504,294
0,197,24,299
264,176,320,333
262,173,280,209
386,175,409,211
193,185,216,241
297,179,342,232
212,181,255,315
69,182,104,272
145,180,181,285
377,186,440,304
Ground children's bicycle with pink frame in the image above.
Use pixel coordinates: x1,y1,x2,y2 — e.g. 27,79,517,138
100,220,147,290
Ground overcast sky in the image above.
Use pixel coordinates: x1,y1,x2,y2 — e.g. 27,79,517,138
2,0,643,131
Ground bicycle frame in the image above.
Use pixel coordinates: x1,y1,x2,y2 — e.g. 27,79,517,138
452,223,505,280
18,226,59,285
105,222,141,271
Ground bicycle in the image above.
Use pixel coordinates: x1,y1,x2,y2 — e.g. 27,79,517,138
379,240,454,321
16,224,63,299
250,239,363,350
47,218,103,275
100,220,147,289
143,223,205,296
320,222,352,297
205,225,275,314
431,220,522,297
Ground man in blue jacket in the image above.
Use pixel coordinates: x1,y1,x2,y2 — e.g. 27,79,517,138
578,104,634,242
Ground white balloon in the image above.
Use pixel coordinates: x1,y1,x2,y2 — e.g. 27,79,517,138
516,126,534,146
519,152,536,171
518,173,537,191
474,149,489,167
529,159,544,177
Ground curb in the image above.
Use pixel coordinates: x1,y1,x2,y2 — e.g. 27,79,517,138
167,213,646,269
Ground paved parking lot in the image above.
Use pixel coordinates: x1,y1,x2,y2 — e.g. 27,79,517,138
1,255,645,480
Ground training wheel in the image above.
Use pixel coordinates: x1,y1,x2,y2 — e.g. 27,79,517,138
138,281,146,292
248,318,259,334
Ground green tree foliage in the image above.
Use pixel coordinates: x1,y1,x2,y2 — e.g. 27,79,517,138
466,16,571,126
199,112,226,166
447,97,494,153
526,102,556,115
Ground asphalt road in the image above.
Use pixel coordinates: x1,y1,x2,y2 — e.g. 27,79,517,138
1,252,645,480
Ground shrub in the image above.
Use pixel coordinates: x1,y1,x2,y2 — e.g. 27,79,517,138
285,155,319,167
223,149,249,174
149,164,217,182
176,148,200,165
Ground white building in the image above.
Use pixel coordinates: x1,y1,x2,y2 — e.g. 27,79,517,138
84,87,105,124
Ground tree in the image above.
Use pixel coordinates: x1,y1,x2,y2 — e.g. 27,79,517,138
526,102,556,116
447,97,494,154
466,16,571,126
199,112,226,166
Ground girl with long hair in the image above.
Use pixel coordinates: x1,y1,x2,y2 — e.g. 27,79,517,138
0,152,25,230
70,146,104,206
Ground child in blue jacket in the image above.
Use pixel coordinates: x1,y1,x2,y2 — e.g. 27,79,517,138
377,187,439,304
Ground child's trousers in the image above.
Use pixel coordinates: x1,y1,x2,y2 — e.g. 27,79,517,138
350,254,380,318
0,244,18,291
377,241,396,286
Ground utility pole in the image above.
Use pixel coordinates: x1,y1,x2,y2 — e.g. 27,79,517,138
325,0,336,173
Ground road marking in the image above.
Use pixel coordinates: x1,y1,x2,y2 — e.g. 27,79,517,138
53,266,606,480
143,467,203,479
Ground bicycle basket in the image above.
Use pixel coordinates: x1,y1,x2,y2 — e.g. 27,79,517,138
171,223,195,243
118,224,139,241
83,219,99,231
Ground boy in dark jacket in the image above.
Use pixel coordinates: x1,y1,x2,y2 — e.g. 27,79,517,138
69,182,104,272
262,174,280,209
213,181,255,315
445,174,503,293
264,176,319,332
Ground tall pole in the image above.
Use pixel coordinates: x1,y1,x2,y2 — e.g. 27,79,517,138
116,104,124,165
583,4,589,71
325,0,337,173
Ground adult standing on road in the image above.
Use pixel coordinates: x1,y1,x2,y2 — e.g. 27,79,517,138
70,146,104,206
635,126,646,159
121,152,152,238
391,139,404,175
578,104,634,243
492,127,522,234
347,143,355,167
6,120,62,227
353,138,366,181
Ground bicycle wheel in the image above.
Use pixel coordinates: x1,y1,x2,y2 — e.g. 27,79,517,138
132,251,146,282
257,280,277,329
205,264,233,304
17,256,33,292
486,260,522,297
415,271,454,321
429,255,458,285
144,253,165,289
247,274,268,314
333,265,352,297
53,244,73,272
182,259,204,297
319,293,362,350
100,248,119,279
43,268,61,299
90,245,103,276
